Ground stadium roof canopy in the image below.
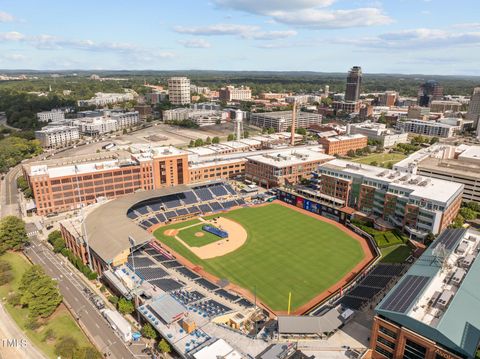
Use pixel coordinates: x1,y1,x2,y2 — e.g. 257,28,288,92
278,308,344,334
84,185,190,264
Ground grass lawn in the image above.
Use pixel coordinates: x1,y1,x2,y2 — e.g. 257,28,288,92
177,223,224,247
351,152,407,167
380,244,412,263
353,223,407,248
154,203,365,312
0,252,95,358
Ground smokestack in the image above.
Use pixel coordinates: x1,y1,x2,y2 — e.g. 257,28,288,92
291,100,297,146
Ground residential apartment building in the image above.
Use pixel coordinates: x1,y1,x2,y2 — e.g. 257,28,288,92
77,92,135,107
314,159,463,237
348,121,408,147
370,228,480,359
162,108,227,126
249,110,322,132
396,119,460,138
36,109,65,123
35,125,80,148
219,85,252,102
245,147,332,188
167,77,191,105
109,111,140,129
72,111,139,135
319,134,368,155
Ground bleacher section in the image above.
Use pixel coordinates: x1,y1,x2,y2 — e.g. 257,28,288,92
127,182,243,231
338,264,406,311
191,300,231,317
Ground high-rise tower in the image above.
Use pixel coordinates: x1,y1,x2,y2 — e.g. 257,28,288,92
345,66,362,102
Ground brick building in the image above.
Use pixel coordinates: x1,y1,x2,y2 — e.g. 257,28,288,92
319,134,368,155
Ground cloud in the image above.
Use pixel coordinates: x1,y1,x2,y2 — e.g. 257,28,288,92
178,38,212,48
0,31,25,41
269,8,392,28
338,28,480,49
173,23,297,40
212,0,391,29
212,0,335,14
1,53,27,61
0,11,14,22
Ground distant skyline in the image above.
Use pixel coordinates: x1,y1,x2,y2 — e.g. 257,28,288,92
0,0,479,75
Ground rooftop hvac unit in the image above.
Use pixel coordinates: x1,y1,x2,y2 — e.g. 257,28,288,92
418,179,431,187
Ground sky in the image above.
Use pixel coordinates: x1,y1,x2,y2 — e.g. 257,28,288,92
0,0,479,75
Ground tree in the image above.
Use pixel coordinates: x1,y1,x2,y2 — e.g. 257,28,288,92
194,138,204,147
212,136,220,144
47,230,65,253
0,215,29,253
424,232,436,246
55,336,79,358
117,298,134,315
296,127,307,135
205,136,212,145
430,137,439,145
347,149,356,157
0,260,12,285
188,140,194,147
158,339,171,354
74,347,101,359
370,161,379,166
450,214,465,229
460,207,477,221
227,134,235,141
141,323,158,340
20,268,62,318
267,127,275,134
243,130,250,138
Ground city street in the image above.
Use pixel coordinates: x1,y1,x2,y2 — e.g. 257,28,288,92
23,237,147,359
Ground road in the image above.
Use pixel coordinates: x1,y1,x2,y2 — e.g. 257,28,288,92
0,164,22,217
24,238,138,359
0,303,47,359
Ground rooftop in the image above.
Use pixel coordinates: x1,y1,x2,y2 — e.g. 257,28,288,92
321,159,463,204
376,229,480,358
247,147,332,168
322,134,367,142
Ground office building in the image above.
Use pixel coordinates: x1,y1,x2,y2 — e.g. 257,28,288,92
396,119,460,138
407,105,430,120
167,77,191,105
378,91,398,107
319,134,368,155
430,100,462,113
249,111,322,132
418,80,443,107
219,85,252,102
395,144,480,203
332,100,362,114
315,159,463,237
348,122,408,148
370,228,480,359
345,66,362,102
467,87,480,126
36,109,65,123
245,147,332,188
35,125,80,149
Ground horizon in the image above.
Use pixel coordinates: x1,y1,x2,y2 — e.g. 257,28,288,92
0,0,479,75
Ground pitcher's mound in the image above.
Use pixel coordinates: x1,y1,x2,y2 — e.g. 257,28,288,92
195,232,205,237
164,229,179,237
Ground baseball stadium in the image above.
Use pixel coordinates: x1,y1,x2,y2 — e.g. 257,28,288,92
100,181,377,315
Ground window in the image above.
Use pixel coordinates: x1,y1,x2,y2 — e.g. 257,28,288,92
377,336,396,350
403,339,426,359
375,346,393,358
379,326,397,339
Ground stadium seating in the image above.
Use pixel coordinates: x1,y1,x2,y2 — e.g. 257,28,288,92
196,278,219,291
164,211,177,219
176,208,189,216
209,202,223,212
199,204,212,214
176,267,200,280
216,289,240,302
135,266,168,280
127,256,155,268
162,260,182,268
187,206,201,214
149,278,184,292
181,191,198,205
135,205,149,215
224,184,236,196
162,195,182,209
210,184,228,197
127,210,138,219
148,217,159,225
148,203,162,212
194,187,214,201
155,213,167,222
191,300,231,317
171,290,204,305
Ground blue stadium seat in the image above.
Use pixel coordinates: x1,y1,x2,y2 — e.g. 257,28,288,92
199,204,212,213
210,184,228,197
127,210,137,219
194,188,214,201
180,191,198,205
156,213,167,222
224,184,236,195
209,202,222,212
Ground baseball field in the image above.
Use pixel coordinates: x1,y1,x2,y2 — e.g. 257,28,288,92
153,202,369,313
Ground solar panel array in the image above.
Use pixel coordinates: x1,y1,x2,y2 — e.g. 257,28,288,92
431,228,467,251
379,275,430,313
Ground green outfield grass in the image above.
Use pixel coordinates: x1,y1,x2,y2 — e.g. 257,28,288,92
177,223,224,247
154,203,365,312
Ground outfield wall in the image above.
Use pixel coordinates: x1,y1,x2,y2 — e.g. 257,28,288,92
277,189,351,224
